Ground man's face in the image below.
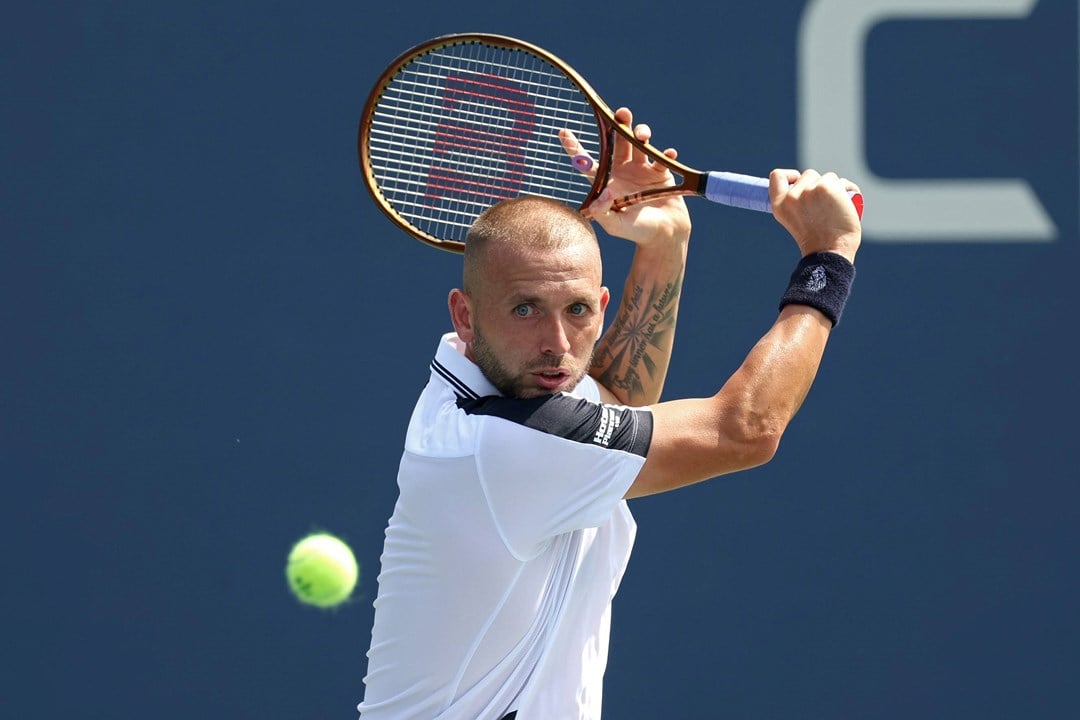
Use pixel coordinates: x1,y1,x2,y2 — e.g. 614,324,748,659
458,240,608,398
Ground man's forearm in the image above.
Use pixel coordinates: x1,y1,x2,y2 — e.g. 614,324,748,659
624,304,834,498
590,242,688,406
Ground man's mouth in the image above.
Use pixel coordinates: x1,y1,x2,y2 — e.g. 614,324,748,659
532,369,570,390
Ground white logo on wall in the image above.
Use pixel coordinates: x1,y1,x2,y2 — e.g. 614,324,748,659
799,0,1059,242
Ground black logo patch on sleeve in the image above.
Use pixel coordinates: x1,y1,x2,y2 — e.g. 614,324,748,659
457,394,652,458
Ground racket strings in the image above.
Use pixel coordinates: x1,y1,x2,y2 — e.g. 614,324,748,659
366,41,601,244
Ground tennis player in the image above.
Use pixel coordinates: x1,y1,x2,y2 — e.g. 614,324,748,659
357,107,862,720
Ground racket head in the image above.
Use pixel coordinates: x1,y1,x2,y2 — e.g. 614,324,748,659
358,33,615,253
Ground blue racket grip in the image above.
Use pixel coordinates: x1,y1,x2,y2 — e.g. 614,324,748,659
704,172,772,212
703,171,864,218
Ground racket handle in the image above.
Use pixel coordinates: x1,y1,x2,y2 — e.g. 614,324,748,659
704,172,771,212
703,171,864,219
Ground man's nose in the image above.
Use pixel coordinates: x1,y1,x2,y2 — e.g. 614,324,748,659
539,315,572,355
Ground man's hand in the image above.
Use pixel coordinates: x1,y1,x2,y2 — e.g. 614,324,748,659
769,169,862,263
560,107,691,248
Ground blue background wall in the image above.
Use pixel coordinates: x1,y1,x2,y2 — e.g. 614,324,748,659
4,1,1077,718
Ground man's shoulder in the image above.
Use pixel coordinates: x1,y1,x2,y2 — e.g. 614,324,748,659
403,377,478,457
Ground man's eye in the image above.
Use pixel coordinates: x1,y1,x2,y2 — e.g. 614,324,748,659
514,305,533,317
569,303,588,316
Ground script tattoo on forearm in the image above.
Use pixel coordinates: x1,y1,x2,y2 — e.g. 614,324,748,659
593,274,682,403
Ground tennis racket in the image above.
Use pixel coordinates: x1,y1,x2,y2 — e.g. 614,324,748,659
359,33,863,253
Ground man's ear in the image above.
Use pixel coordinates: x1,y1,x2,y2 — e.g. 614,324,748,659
448,288,474,342
597,286,611,341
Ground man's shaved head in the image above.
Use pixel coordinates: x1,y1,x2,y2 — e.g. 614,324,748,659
462,196,600,294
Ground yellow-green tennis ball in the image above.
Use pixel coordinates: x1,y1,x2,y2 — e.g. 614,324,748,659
286,533,358,608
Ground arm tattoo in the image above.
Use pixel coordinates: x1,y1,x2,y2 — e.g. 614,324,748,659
593,274,682,402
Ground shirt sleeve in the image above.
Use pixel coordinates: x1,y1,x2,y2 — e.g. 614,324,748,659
458,393,652,560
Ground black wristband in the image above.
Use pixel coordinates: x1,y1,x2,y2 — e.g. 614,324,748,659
778,252,856,327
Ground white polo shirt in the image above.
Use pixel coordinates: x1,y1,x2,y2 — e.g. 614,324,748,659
358,333,653,720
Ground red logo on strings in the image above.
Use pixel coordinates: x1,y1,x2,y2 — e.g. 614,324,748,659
425,73,536,205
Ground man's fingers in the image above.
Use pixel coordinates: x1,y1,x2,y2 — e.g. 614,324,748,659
769,168,802,196
559,128,596,177
630,122,652,164
612,107,634,165
581,187,615,220
653,147,679,174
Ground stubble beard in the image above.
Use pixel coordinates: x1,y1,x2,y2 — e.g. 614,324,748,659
471,325,593,399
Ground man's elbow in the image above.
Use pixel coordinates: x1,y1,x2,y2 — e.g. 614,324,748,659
727,414,786,469
746,433,782,468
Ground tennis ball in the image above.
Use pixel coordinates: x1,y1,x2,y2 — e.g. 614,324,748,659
286,532,358,608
